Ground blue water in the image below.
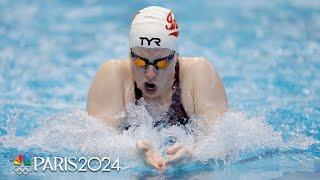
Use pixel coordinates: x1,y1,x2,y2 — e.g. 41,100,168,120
0,0,320,179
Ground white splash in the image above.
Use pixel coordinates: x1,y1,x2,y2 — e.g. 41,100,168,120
0,103,316,169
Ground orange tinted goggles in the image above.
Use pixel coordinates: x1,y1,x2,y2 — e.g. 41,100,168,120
130,51,175,70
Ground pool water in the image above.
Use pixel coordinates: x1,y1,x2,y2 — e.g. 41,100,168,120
0,0,320,179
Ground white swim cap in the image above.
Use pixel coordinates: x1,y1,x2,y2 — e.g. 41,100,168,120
129,6,179,52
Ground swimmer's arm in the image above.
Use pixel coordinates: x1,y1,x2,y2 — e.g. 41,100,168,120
86,61,125,128
192,58,228,128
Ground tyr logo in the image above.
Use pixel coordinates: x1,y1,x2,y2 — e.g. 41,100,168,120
140,37,161,46
166,12,179,37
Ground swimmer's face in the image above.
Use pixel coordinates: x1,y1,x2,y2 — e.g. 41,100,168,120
130,47,178,99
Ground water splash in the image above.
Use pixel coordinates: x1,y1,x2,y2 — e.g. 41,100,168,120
0,103,316,170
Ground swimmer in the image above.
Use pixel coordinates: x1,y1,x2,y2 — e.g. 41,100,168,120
86,6,228,171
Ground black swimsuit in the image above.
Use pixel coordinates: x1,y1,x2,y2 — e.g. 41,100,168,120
134,61,189,128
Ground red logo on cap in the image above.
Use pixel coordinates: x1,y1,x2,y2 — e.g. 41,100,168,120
166,12,179,37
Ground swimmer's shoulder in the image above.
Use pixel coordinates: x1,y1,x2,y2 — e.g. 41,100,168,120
179,56,214,75
88,58,132,98
178,57,215,115
180,56,212,66
179,56,220,92
97,58,132,84
87,59,131,124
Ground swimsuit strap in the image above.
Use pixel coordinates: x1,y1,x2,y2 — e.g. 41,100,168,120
166,61,189,126
134,61,189,127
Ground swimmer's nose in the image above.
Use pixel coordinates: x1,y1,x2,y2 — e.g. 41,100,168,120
145,65,157,80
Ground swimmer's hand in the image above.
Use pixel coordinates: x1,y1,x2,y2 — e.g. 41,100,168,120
165,143,192,166
136,140,166,171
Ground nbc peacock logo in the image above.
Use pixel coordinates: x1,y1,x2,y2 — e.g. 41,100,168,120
13,154,32,175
